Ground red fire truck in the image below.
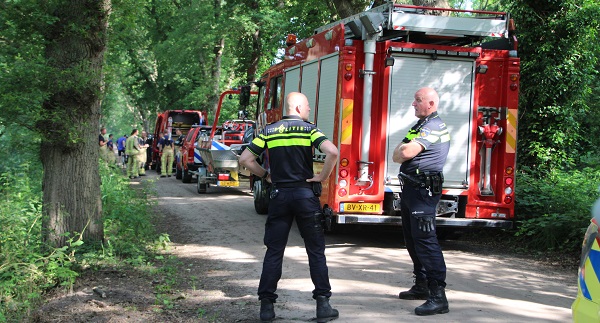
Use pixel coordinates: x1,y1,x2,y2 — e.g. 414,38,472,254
250,3,520,228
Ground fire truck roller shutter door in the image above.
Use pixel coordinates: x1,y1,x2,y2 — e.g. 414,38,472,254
386,55,475,188
283,66,301,117
315,54,339,159
300,60,319,124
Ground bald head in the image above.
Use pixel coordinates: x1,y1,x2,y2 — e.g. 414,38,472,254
412,87,440,119
286,92,311,121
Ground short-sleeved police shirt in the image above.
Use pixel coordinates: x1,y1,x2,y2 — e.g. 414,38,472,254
399,111,450,174
246,116,327,183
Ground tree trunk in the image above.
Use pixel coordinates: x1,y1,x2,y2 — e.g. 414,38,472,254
328,0,357,19
328,0,450,20
412,0,451,14
210,37,225,116
247,28,261,84
40,0,110,248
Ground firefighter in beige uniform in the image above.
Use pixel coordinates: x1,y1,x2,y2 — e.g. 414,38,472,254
125,129,141,179
160,130,174,177
137,131,150,176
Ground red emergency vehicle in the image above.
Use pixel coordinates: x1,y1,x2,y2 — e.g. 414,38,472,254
152,110,206,173
193,89,258,193
175,125,214,182
250,3,520,228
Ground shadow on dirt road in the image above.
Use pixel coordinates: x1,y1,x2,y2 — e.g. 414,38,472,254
33,173,577,323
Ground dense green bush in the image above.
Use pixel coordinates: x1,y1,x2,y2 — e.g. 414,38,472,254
515,164,600,252
0,160,165,322
98,162,165,264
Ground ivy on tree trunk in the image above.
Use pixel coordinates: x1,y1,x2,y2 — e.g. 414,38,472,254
40,0,110,248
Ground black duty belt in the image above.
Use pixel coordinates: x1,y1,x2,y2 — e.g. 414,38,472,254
274,181,312,189
399,171,444,195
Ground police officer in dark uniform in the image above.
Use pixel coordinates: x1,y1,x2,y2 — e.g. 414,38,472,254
393,87,450,316
239,92,340,322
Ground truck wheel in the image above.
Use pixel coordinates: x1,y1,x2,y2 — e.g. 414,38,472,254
182,169,192,183
175,165,182,179
197,181,208,194
253,178,269,215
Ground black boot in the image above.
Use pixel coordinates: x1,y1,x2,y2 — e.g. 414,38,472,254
260,299,275,322
399,278,430,300
316,295,339,322
414,281,449,316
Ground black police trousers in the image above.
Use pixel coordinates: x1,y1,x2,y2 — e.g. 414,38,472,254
400,184,447,287
257,187,332,301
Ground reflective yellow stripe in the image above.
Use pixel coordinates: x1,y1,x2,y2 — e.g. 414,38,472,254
421,129,449,143
253,136,266,148
311,129,325,142
406,129,419,141
265,132,313,148
506,109,517,153
268,137,312,148
341,99,353,145
585,238,600,301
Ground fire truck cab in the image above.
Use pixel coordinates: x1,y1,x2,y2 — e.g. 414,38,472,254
250,3,520,229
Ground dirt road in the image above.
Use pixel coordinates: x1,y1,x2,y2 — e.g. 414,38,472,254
152,173,576,323
33,172,576,322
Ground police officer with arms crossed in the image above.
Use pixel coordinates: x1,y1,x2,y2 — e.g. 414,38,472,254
392,87,450,316
239,92,340,323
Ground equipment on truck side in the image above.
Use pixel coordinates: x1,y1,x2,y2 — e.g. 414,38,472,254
249,2,520,229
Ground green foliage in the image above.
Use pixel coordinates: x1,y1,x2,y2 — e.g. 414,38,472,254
0,1,53,131
101,0,333,132
500,0,600,254
514,164,600,252
0,147,166,320
505,0,600,172
99,163,165,264
0,163,80,321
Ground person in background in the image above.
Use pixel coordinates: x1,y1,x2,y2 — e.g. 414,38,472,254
106,134,117,164
159,130,174,178
137,131,150,176
99,127,108,161
117,134,127,167
392,87,450,316
199,111,207,125
174,128,184,146
125,129,141,179
145,134,154,170
239,92,340,322
154,132,164,171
